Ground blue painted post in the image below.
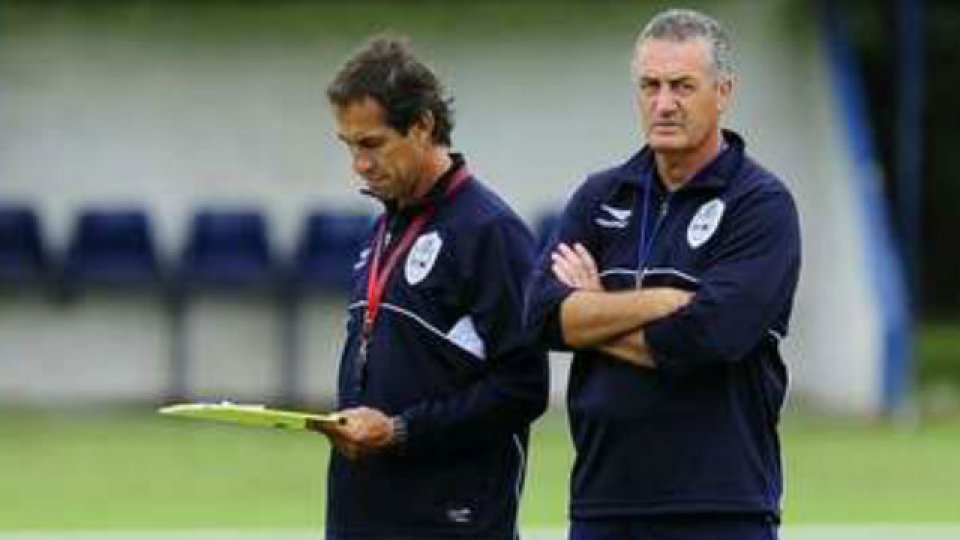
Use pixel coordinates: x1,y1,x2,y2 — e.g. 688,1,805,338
894,0,923,417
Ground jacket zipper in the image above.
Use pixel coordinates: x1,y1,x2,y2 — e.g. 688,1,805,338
637,193,672,287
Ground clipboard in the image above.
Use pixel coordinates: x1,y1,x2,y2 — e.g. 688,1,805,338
159,401,345,431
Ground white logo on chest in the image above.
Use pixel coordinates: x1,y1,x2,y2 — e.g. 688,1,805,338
446,506,473,524
595,204,632,228
687,199,725,249
405,231,443,285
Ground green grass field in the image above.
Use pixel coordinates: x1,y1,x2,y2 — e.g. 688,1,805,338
918,321,960,388
1,407,959,531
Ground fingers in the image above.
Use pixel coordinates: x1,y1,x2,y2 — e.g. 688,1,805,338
572,243,599,277
551,243,602,291
336,439,364,461
307,418,338,436
551,250,576,287
557,244,584,283
323,407,395,461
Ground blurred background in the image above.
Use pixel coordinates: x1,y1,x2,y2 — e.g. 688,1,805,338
1,0,958,537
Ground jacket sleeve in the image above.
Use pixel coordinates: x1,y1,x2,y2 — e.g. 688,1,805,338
522,181,597,351
644,185,801,376
398,215,549,455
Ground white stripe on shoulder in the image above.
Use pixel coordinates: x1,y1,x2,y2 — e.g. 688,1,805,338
380,302,487,360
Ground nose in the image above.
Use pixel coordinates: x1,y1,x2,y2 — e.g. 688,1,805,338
652,87,678,116
352,151,374,176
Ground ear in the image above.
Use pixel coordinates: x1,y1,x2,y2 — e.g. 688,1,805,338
716,77,733,114
410,110,436,144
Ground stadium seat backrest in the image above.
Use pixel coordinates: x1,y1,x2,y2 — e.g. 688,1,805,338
182,208,275,288
64,207,161,287
295,211,373,291
0,204,48,282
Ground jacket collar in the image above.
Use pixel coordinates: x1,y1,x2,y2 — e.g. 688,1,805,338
617,129,745,192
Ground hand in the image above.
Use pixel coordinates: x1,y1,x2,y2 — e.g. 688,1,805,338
599,330,655,368
551,242,602,291
312,406,395,461
642,287,694,319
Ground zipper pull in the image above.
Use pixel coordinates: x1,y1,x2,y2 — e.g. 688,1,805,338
659,197,670,218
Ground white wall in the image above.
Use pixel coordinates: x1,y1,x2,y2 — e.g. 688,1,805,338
0,0,893,414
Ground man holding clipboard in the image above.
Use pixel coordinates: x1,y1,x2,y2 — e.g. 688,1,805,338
317,36,548,540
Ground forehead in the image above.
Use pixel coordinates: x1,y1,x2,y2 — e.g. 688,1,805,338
635,38,712,78
334,97,395,138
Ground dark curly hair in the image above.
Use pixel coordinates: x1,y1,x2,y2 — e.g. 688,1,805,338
327,35,454,146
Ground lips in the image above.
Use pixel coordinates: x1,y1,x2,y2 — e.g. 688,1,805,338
364,176,386,188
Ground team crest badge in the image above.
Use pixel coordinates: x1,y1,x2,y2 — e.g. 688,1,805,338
405,231,443,285
687,199,725,249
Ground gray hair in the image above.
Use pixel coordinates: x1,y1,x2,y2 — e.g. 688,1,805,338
633,9,734,82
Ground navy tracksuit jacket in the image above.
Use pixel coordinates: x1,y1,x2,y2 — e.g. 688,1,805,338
525,130,801,521
327,156,549,540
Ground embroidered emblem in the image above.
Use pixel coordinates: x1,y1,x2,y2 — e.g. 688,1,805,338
687,199,725,249
595,204,632,229
446,506,473,524
405,231,442,285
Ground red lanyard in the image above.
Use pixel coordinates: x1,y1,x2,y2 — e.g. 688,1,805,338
362,166,471,343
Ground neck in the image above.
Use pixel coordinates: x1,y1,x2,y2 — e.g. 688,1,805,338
398,148,452,208
654,130,723,192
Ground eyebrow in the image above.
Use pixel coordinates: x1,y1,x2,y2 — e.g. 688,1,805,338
337,133,386,148
640,75,695,84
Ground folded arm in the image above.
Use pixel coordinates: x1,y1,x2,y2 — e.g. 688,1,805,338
552,242,691,363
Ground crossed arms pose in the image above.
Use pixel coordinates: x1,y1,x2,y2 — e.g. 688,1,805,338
550,242,691,365
522,9,801,540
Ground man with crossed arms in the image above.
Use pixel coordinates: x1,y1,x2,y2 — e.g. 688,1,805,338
525,9,801,540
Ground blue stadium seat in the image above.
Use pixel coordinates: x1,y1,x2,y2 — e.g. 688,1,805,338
64,207,162,290
0,204,49,287
293,210,372,292
181,208,276,291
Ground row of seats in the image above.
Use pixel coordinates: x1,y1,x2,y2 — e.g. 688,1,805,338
0,204,373,294
0,204,562,296
1,203,559,402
